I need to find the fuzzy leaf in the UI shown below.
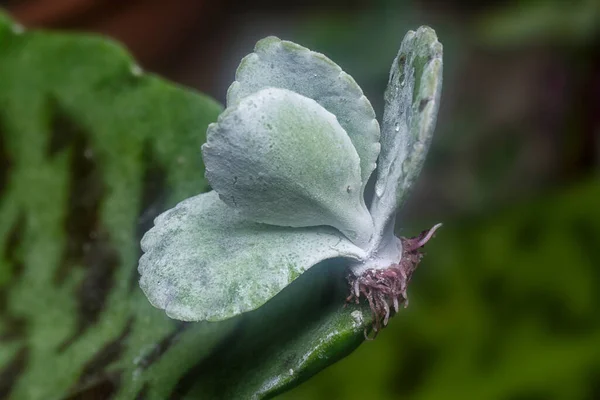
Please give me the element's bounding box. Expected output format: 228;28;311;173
203;87;374;246
370;26;443;239
227;36;381;189
139;191;366;321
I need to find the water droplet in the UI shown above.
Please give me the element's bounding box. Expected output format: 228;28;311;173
400;79;405;87
394;123;400;132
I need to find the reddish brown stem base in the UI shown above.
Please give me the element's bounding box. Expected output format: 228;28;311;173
346;223;441;339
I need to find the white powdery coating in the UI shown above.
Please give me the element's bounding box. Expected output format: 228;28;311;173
203;87;374;247
369;26;443;245
226;36;380;191
351;232;402;276
138;191;367;322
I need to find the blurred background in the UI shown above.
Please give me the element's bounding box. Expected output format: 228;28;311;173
3;0;600;398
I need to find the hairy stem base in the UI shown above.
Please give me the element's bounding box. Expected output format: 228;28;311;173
346;223;442;339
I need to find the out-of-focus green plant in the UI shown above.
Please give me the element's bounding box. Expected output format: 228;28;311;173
0;10;445;399
476;0;600;46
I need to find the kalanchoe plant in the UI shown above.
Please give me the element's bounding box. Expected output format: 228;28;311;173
139;27;443;335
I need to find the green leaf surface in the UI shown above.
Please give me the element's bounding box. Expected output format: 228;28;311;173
226;36;381;190
203;87;373;246
370;26;443;241
139;191;366;321
0;11;374;399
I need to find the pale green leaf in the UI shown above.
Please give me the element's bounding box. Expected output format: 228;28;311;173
203;87;374;246
370;26;443;241
227;36;380;189
139;191;366;321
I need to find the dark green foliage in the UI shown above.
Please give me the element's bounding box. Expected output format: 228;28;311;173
0;11;376;399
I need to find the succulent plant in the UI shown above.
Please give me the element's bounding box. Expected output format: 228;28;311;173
139;27;443;333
